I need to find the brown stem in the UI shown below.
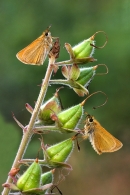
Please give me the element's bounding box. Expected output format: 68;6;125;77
2;56;55;195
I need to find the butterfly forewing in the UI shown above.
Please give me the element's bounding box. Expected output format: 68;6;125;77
92;123;117;154
21;41;47;65
109;137;123;152
16;28;53;65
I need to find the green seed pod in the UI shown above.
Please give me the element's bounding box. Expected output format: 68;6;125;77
76;65;97;86
37;89;62;125
72;35;95;59
46;138;74;163
72;65;97;96
50;65;97;97
41;170;54;185
17;158;41;192
40;170;54;194
56;103;83;131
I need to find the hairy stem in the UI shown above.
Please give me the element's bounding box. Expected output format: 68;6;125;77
2;56;55;195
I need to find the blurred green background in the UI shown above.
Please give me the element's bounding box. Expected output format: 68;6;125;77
0;0;130;194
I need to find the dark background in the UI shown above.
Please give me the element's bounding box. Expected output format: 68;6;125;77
0;0;130;195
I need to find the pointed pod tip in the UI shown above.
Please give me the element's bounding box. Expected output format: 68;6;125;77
80;98;87;106
90;35;95;40
51;169;55;174
71;136;76;141
35;158;39;163
93;65;98;70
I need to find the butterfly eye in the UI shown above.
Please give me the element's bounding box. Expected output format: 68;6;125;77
45;32;48;36
88;117;93;123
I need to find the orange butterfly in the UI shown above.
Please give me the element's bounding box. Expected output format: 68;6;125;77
82;114;123;154
16;26;53;65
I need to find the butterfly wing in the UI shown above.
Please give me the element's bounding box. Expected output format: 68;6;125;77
16;35;51;65
109;137;123;152
89;120;123;154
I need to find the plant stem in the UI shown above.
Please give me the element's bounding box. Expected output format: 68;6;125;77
2;56;55;195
